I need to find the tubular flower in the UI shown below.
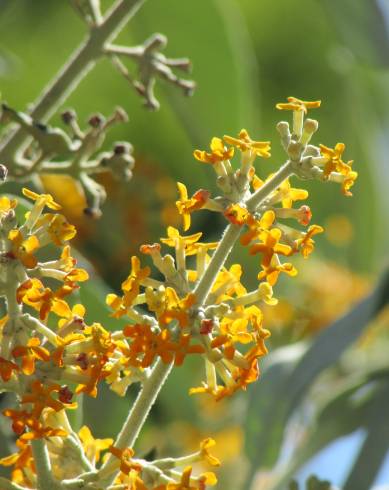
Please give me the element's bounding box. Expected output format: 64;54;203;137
158;287;196;328
240;210;275;246
21;380;71;418
8;229;40;268
193;137;234;164
0;356;19;382
176;182;210;231
294;224;324;258
12;337;50;375
224;203;249;226
258;259;298;286
108;446;142;476
319;142;352;179
16;278;74;320
22;188;62;210
0;98;358;490
249;228;292;267
223;129;271;158
276;96;321;114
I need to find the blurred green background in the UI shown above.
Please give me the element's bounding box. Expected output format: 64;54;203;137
0;1;389;489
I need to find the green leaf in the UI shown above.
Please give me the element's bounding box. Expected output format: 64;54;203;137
244;343;308;470
271;368;389;490
243;270;389;487
286;269;389;414
343;381;389;490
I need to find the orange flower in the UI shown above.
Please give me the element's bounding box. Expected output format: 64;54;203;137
258;260;298;286
158;288;196;328
176;182;210;231
12;337;50;375
249;228;292;267
107;256;150;317
21;380;66;418
16;278;72;320
224;204;249;226
3;409;35;435
240;210;275;246
122;324;175;367
193;137;234;164
108;446;142;475
0;356;19;381
172;334;205;366
294;224;324;258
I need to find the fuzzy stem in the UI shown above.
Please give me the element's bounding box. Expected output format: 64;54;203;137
97;159;294;487
193;224;241;305
31;439;61;490
0;0;146;161
99;359;173;485
245;160;293;212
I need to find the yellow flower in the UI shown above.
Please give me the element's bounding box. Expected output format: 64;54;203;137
22;188;61;210
294;224;324;258
249;228;292;267
78;425;113;464
0;196;17;214
223;129;271;158
193;137;234;164
341;170;358;197
272;178;309;208
46;214;77;245
258;260;298;286
199;438;221;467
276;96;321;113
319;143;353;179
176;182;210;231
8;229;40;268
161;226;203;250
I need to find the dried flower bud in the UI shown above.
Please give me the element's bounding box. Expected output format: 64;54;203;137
88;113;105;128
61;109;77;125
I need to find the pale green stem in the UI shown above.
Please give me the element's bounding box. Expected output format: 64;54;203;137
31;439;61;490
99;359;173;485
193;224;241;305
245;160;293;212
95;159;294;487
0;0;146;161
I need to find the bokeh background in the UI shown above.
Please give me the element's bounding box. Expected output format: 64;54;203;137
0;0;389;489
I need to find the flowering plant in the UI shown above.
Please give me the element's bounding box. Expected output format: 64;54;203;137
0;2;367;490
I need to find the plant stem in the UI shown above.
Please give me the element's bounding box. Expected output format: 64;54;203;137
31;439;60;490
0;0;146;161
194;160;293;307
99;359;173;485
193;224;241;305
98;160;294;486
245;160;292;212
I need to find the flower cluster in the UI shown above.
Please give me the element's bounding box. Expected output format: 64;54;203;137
0;98;356;489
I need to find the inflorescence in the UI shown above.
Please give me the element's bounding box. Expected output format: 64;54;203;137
0;97;357;489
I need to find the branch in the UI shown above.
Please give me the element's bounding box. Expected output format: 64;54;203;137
0;0;146;161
